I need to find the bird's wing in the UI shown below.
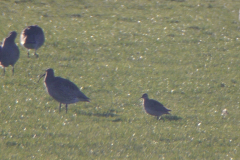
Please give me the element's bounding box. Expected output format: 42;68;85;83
149;99;170;112
46;77;80;102
54;77;80;92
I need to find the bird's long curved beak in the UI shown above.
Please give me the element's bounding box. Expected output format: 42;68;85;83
37;73;45;83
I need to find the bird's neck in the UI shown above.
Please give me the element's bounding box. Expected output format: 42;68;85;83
143;98;149;104
45;75;55;83
3;38;14;46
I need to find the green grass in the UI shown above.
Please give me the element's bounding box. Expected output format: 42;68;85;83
1;0;240;159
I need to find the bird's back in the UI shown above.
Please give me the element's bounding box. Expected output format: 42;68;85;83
21;25;45;50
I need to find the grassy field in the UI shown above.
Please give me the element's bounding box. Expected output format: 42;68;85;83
1;0;240;159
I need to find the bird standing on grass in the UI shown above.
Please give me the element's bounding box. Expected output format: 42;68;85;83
141;93;171;120
39;68;90;113
0;31;20;75
20;25;45;58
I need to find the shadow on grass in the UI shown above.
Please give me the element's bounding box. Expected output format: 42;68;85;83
75;109;119;118
6;141;18;147
161;115;182;121
112;115;183;123
111;118;122;122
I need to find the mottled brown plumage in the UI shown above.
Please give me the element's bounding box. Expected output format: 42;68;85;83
20;25;45;57
40;68;90;113
0;31;20;75
141;93;171;120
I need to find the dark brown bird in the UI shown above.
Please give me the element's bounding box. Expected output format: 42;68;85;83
141;93;171;120
39;68;90;113
0;31;20;75
20;25;45;58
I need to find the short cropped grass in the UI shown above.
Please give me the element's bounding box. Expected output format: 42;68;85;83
1;0;240;159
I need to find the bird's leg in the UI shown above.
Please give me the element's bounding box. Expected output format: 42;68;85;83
12;66;14;75
65;104;68;113
3;67;5;76
35;49;39;58
59;103;62;112
28;50;30;58
157;116;161;120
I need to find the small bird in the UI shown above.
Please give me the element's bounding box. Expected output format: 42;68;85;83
0;31;20;75
39;68;90;113
20;25;45;58
141;93;171;120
